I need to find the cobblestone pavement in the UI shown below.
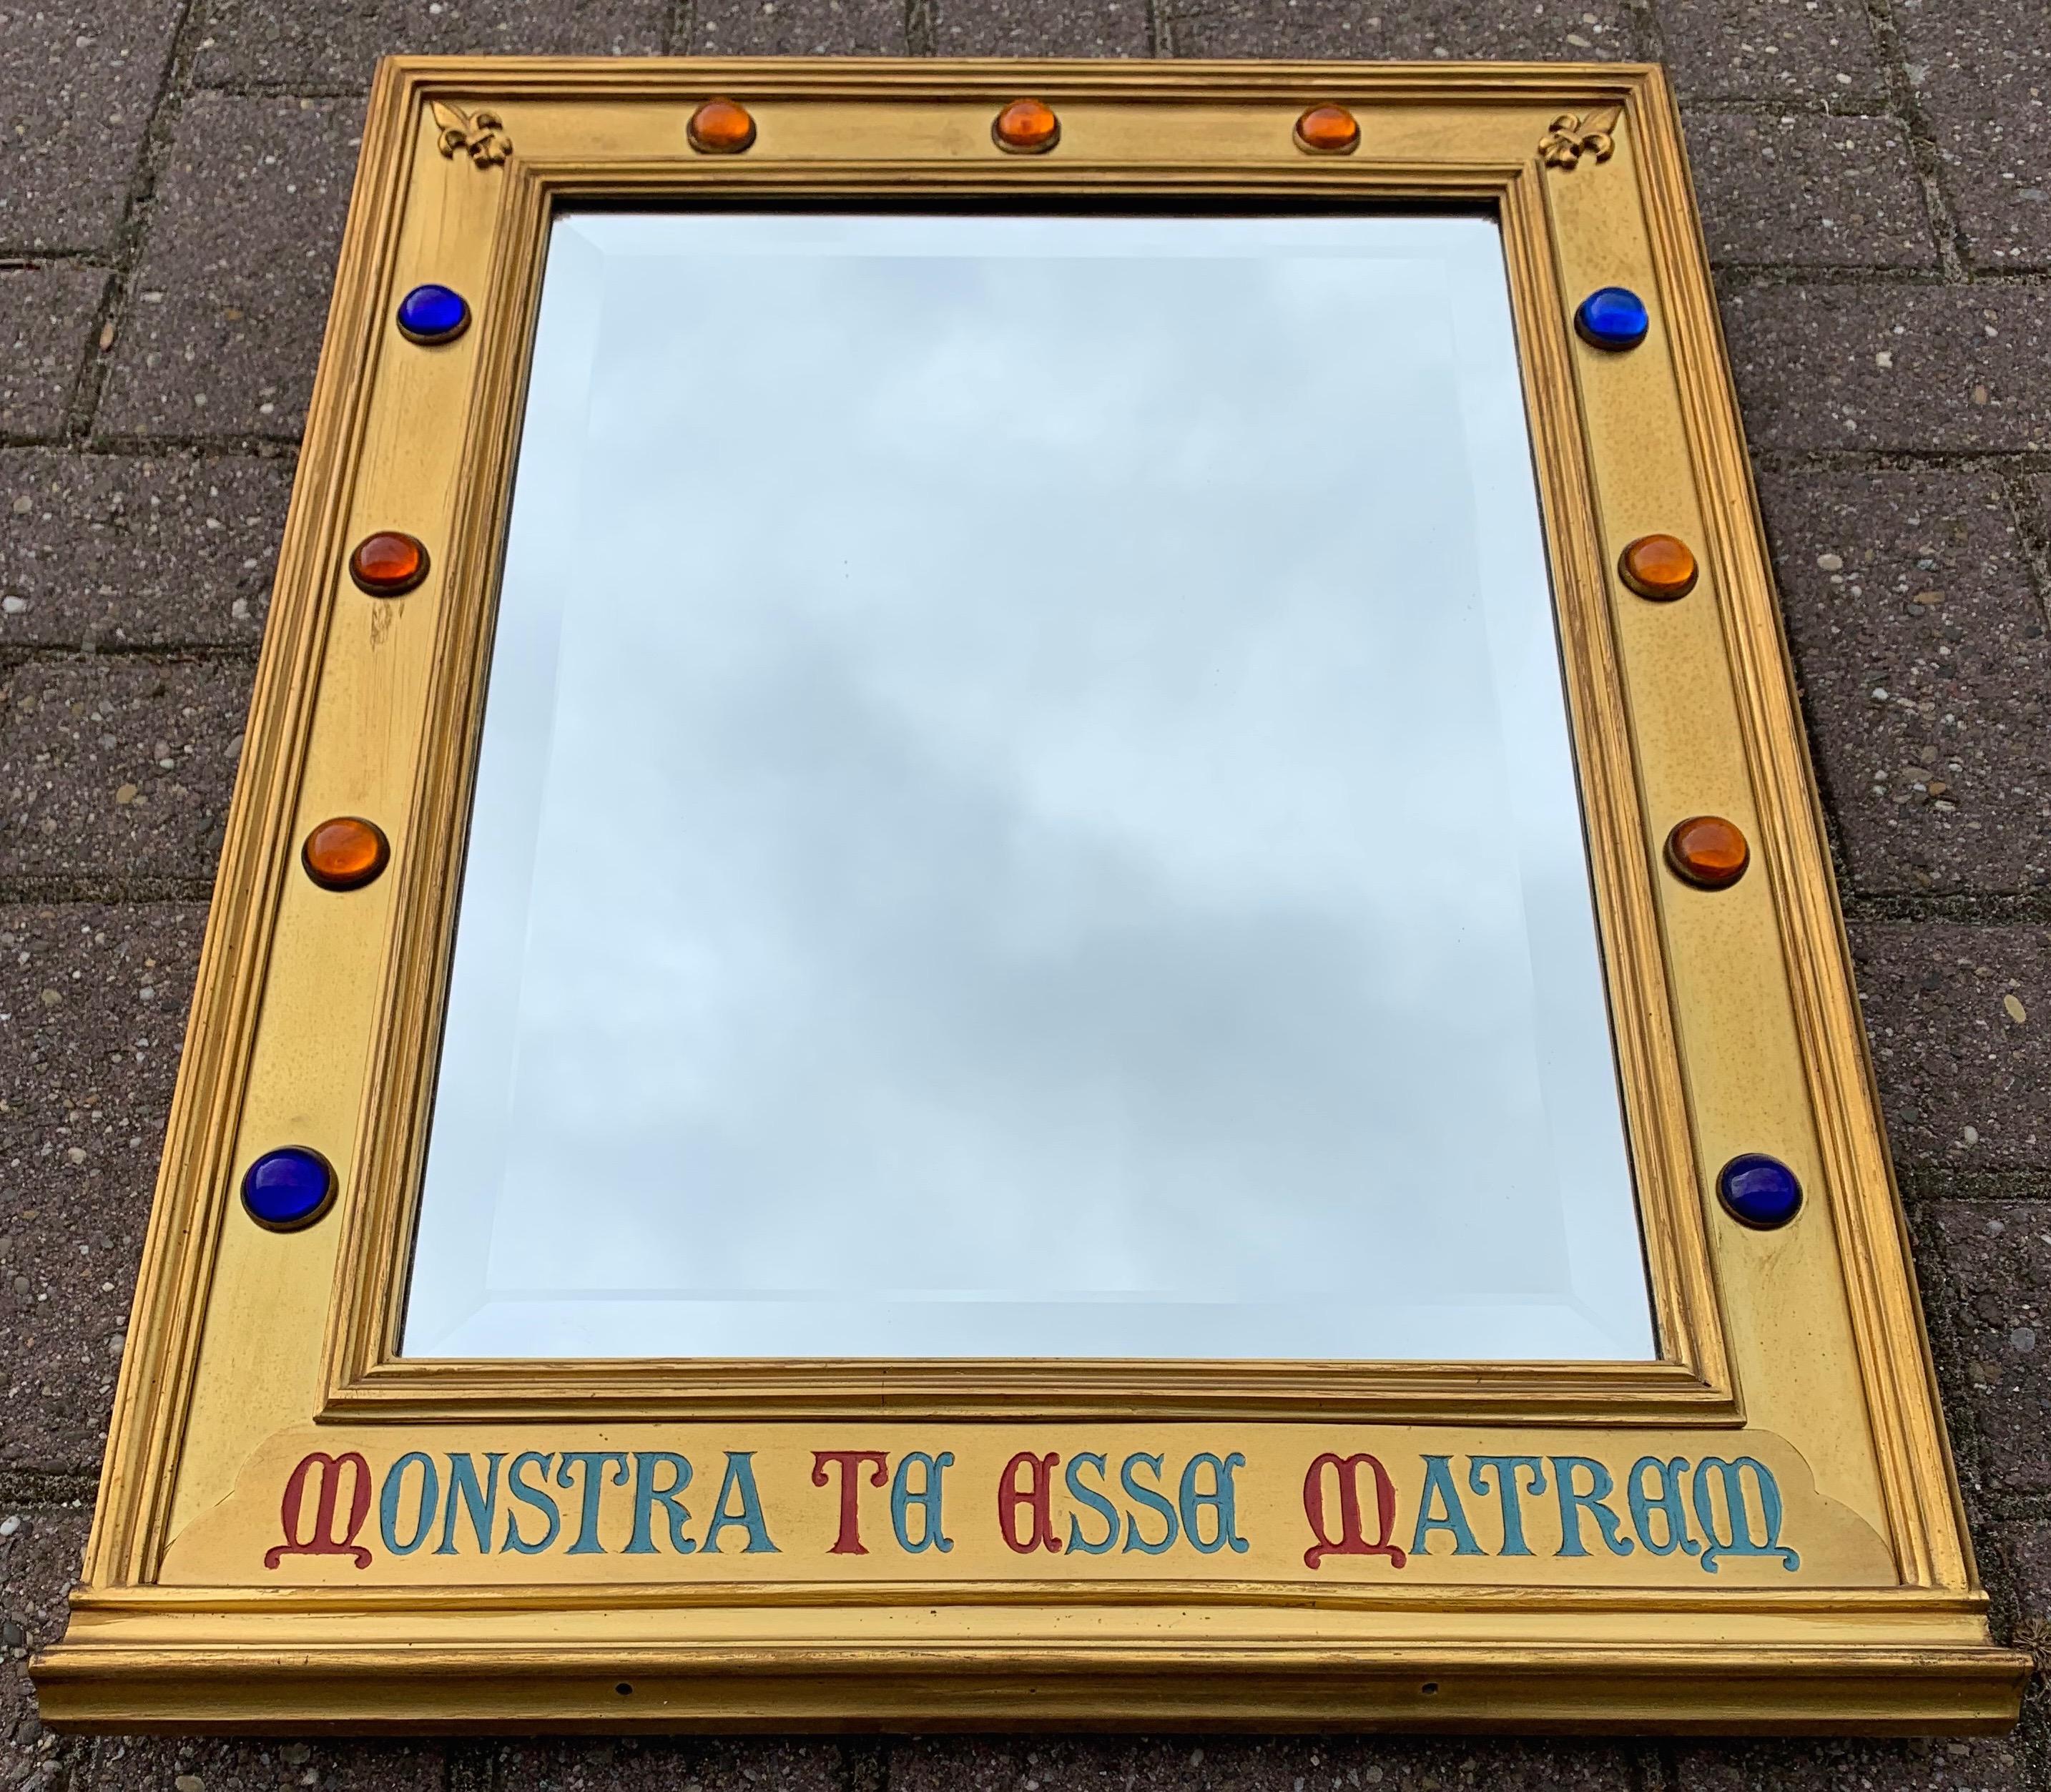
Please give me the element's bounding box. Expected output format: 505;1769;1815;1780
4;1;2051;1788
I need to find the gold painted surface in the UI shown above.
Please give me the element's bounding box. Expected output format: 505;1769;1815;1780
156;1422;1889;1590
32;57;2026;1732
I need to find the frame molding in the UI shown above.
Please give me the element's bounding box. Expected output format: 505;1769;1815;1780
323;149;1726;1425
32;56;2027;1733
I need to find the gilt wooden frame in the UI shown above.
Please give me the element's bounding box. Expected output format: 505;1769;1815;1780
31;56;2029;1733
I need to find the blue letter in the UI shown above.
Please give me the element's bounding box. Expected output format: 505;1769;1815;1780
1410;1455;1483;1557
890;1451;953;1554
702;1452;779;1555
1691;1457;1799;1573
1550;1456;1634;1557
555;1451;629;1555
1178;1452;1249;1555
436;1451;503;1555
625;1452;696;1556
379;1451;439;1557
1626;1457;1698;1557
1064;1454;1118;1556
1120;1453;1178;1555
1466;1455;1547;1556
501;1451;559;1554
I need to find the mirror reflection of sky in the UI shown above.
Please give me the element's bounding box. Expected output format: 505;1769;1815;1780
401;211;1653;1362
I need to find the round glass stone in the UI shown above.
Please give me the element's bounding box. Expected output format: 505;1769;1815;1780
993;98;1059;154
1294;104;1360;154
1718;1153;1802;1229
242;1146;336;1231
303;815;389;891
1575;286;1650;351
395;283;470;345
687;99;756;154
1619;533;1699;601
1666;814;1750;890
348;530;429;597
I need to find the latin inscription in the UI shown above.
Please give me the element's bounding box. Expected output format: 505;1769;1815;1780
265;1444;1799;1576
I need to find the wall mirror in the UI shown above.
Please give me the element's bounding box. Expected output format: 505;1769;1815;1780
34;59;2027;1736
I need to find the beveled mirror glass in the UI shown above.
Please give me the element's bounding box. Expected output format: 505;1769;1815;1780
401;207;1653;1362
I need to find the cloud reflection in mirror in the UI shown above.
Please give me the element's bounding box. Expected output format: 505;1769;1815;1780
401;211;1653;1363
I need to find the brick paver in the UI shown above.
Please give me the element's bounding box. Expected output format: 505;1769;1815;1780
0;659;255;883
0;1506;92;1792
1684;113;1937;269
1925;1201;2051;1497
1760;468;2051;895
192;0;668;92
890;1737;1641;1789
1852;922;2051;1172
0;0;181;255
0;904;205;1473
0;448;288;649
1673;1733;2037;1792
940;0;1149;57
1724;283;2051;453
1655;0;1887;101
1159;0;1647;61
1895;0;2051;272
0;267;108;441
699;1;902;52
4;1;2050;1786
96;97;361;443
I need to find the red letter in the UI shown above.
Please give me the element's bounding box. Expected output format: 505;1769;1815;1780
998;1451;1063;1554
811;1450;890;1555
1302;1452;1407;1570
266;1451;373;1569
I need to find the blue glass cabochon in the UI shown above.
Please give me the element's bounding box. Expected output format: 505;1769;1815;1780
1575;286;1649;351
396;283;471;344
242;1146;335;1229
1717;1153;1802;1229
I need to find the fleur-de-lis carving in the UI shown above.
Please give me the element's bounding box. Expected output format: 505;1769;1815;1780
1539;104;1623;171
431;99;511;168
